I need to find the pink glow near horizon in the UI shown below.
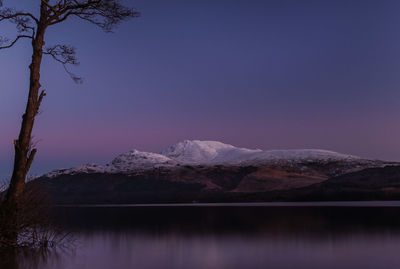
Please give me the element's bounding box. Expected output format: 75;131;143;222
2;0;400;175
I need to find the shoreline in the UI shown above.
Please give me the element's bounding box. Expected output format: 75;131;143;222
54;201;400;207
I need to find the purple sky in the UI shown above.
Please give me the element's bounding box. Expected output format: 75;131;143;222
2;0;400;176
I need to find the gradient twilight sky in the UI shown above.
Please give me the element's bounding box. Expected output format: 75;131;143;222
2;0;400;176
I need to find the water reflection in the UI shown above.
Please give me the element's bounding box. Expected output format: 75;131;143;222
0;248;67;269
2;205;400;269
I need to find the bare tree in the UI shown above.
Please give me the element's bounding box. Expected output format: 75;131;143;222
0;0;139;244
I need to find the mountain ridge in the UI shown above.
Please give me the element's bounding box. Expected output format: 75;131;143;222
30;140;400;204
44;140;370;178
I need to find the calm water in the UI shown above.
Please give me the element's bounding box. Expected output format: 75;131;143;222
3;202;400;269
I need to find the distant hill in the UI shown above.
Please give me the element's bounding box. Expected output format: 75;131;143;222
43;140;387;178
287;165;400;201
26;140;400;204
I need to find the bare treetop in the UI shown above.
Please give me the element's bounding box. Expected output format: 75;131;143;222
45;0;140;31
0;0;139;81
0;0;139;46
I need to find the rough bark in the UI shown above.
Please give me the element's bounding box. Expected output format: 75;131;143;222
5;3;47;205
3;3;48;246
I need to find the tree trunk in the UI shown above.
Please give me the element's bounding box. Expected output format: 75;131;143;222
5;31;45;204
3;4;47;244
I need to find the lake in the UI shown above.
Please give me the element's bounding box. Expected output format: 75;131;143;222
2;202;400;269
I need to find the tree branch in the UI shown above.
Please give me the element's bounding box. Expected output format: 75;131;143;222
43;44;83;83
36;90;46;115
0;7;38;37
25;148;37;174
0;35;32;50
0;11;39;24
47;0;139;32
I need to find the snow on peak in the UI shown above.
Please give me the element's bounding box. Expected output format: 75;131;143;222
161;140;262;164
43;149;176;178
248;149;359;164
161;140;359;164
43;140;362;178
44;163;107;178
110;149;175;171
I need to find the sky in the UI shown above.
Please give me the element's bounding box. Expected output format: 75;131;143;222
2;0;400;176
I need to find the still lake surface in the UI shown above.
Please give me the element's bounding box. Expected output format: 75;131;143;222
3;202;400;269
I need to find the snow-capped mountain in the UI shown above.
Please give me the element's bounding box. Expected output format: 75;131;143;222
161;140;263;164
43;140;386;178
36;140;400;204
162;140;359;164
109;150;177;171
45;150;177;178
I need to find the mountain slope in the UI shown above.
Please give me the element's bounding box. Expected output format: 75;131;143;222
43;140;378;178
283;165;400;201
33;140;400;204
161;140;262;164
162;140;360;164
